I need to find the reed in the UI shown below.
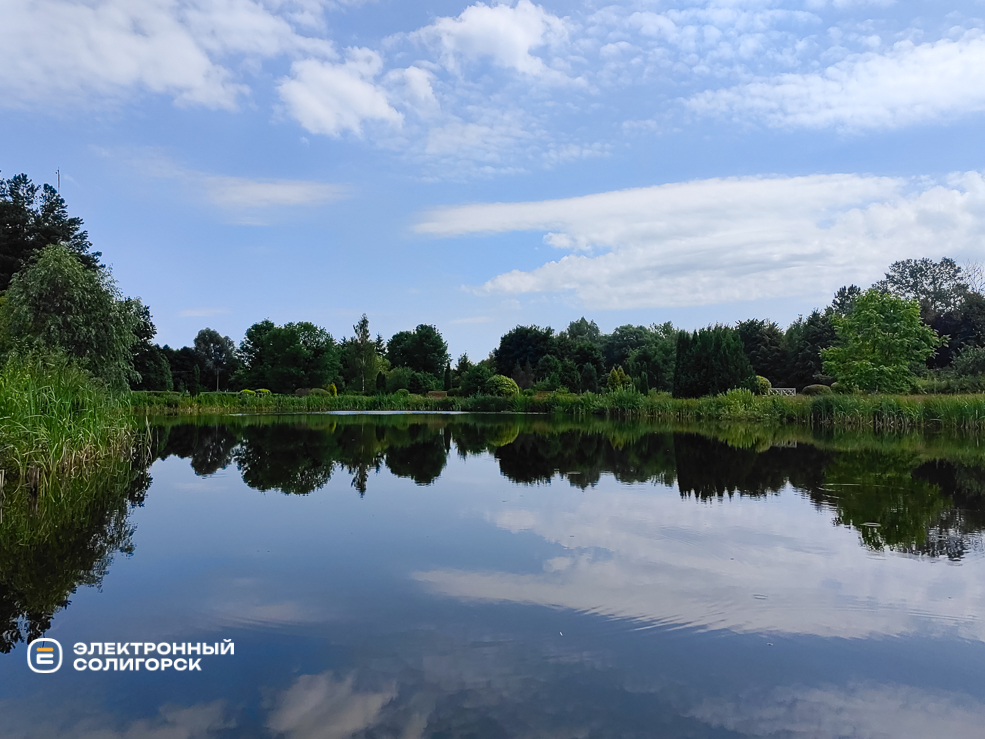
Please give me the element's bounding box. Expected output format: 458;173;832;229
0;354;138;496
130;388;985;430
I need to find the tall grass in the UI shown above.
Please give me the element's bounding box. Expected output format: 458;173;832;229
0;354;138;496
131;387;985;431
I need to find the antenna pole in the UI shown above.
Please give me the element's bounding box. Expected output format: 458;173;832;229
56;169;60;193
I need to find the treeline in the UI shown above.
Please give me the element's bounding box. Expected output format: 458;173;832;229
155;262;985;398
2;172;984;402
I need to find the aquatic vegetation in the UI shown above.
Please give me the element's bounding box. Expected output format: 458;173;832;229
0;354;137;493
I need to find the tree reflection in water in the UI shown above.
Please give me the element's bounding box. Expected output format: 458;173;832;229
0;450;152;653
157;415;985;560
4;414;985;657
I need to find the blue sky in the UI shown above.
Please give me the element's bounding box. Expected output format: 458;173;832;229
3;0;985;358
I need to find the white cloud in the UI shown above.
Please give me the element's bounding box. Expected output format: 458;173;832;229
0;0;335;110
407;0;572;80
414;171;985;309
688;33;985;130
266;672;396;739
415;484;985;640
132;151;346;217
278;48;403;136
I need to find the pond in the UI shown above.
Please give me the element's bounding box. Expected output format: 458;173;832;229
2;413;985;737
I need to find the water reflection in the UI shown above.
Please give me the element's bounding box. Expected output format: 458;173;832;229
155;415;985;560
0;452;152;653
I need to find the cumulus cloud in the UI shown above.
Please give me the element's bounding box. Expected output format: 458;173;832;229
415;171;985;309
407;0;572;80
688;33;985;130
0;0;334;109
278;48;403;136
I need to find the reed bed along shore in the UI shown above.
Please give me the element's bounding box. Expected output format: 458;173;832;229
0;355;139;497
132;388;985;431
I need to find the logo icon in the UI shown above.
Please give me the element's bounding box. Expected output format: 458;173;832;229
27;638;62;673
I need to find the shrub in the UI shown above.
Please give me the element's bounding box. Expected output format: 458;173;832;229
485;375;520;397
295;388;311;397
754;376;772;395
240;388;256;395
802;384;833;396
257;388;270;394
952;345;985;377
326;384;337;396
395;388;410;397
309;387;329;396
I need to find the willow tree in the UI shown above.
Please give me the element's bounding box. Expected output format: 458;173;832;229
1;243;139;390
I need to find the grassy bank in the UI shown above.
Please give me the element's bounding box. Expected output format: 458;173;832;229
0;355;138;495
131;387;985;431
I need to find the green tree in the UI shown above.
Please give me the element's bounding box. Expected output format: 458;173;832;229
607;365;630;390
1;244;138;390
561;317;602;346
580;363;599;393
129;303;172;391
602;325;650;369
387;324;449;377
236;320;339;393
0;173;101;291
460;362;493;396
346;314;380;393
486;374;520;397
783;310;837;388
493;325;555;376
821;289;943;393
194;328;238;391
736;319;788;385
831;285;862;315
673;325;755;398
875;257;969;318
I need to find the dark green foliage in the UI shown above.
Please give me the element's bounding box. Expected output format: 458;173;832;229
339;314;382;393
580;363;599;393
387;324;449;376
385;367;438;394
460;362;493;396
2;244;139;391
736;319;789;385
602;324;650;368
511;360;535;390
673;325;756;398
783;310;837;389
952;345;985;377
162;346;208;394
928;292;985;368
235;319;339;394
831;285;862;315
375;371;386;393
129;304;172;391
443;363;452;391
131;343;173;391
624;323;676;393
494;325;555;376
561;317;602;346
875;257;969;319
558;359;580;392
194;328;238;392
0;173;101;291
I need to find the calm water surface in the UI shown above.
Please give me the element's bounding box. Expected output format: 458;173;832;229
2;413;985;738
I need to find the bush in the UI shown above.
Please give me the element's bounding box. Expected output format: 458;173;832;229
257;388;270;394
952;345;985;377
240;388;256;395
309;388;329;396
485;375;520;397
395;388;410;397
326;384;337;396
802;384;833;396
754;376;771;395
